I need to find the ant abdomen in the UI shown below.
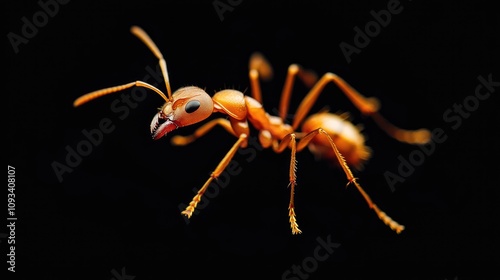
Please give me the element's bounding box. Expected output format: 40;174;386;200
302;112;371;170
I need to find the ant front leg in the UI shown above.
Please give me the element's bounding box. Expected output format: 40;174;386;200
170;118;235;146
181;134;248;218
296;128;405;234
180;90;252;218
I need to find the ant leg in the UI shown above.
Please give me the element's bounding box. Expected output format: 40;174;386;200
296;128;405;234
249;52;273;103
291;73;430;145
171;118;235;146
248;53;317;120
278;64;318;121
272;133;302;234
369;113;430;145
181;134;248;218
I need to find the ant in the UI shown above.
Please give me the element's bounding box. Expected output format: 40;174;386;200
74;26;431;235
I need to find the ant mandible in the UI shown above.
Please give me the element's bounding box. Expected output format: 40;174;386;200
74;26;431;235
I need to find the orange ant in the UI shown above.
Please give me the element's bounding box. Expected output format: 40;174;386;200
74;26;431;235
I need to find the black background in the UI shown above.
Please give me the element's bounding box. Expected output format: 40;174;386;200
5;0;499;279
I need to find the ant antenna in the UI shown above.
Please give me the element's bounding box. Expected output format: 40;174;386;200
130;26;173;101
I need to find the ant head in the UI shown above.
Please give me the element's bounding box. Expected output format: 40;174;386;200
150;86;213;140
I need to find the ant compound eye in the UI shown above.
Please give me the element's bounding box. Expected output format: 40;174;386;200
185;100;201;114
